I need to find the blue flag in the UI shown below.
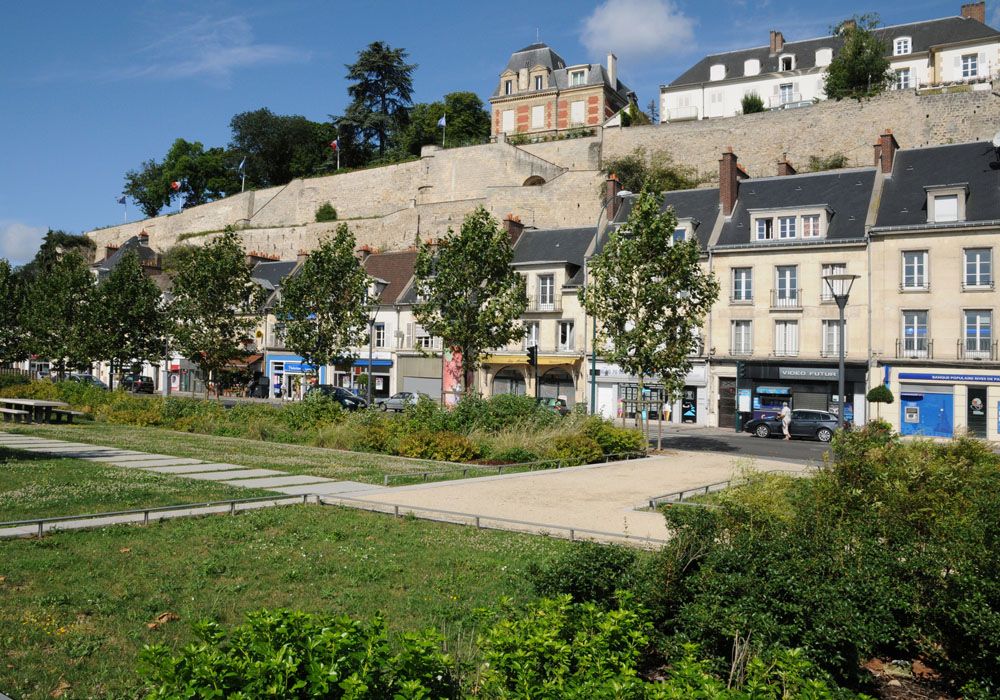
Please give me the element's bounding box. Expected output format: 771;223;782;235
238;157;246;172
437;115;446;127
116;195;126;204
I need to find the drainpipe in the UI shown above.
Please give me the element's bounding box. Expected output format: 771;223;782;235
866;228;873;420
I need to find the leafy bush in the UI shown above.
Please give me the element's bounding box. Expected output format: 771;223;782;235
741;92;765;114
314;201;338;222
865;384;893;405
547;434;603;466
140;608;458;698
807;153;850;171
397;430;480;462
581;417;645;455
529;542;638;608
487;446;540;464
0;373;29;392
277;393;343;430
0;380;59;400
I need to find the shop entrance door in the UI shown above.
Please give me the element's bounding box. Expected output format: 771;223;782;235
718;379;736;428
967;385;987;438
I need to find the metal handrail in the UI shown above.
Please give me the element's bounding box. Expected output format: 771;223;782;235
647;468;811;508
895;338;933;359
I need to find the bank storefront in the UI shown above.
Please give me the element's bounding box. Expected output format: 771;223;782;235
592;361;708;425
885;367;1000;439
735;362;868;426
265;353;328;400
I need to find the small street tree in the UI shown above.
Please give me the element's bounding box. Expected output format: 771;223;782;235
866;384;894;420
413;207;527;393
93;251;168;389
0;259;27;364
581;189;719;421
168;230;261;397
824;14;892;100
21;252;98;377
275;224;372;375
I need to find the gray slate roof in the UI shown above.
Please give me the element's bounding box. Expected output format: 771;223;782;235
92;235;159;273
874;141;1000;228
493;43;632;99
612;188;721;250
250;260;298;291
513;226;597;287
504;43;567;73
717;168;877;247
668;16;1000;88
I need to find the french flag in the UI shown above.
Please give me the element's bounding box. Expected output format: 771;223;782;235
329;139;339;151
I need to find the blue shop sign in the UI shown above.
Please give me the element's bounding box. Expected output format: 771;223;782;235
899;372;1000;383
756;386;790;395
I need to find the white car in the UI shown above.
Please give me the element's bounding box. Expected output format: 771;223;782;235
377;392;427;412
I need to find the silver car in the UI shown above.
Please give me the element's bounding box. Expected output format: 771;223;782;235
377;392;427;412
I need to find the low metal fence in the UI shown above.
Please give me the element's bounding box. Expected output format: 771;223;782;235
647;468;813;509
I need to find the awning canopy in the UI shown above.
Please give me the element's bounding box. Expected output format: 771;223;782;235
222;353;263;369
485;354;577;366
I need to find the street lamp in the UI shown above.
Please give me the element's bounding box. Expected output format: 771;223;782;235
588;188;633;415
366;278;389;406
822;272;860;430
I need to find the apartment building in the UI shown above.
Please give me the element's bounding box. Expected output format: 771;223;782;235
661;2;1000;122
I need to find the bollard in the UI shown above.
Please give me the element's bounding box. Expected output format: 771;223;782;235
143;510;149;525
569;529;575;541
383;475;389;486
230;501;236;515
475;516;481;529
37;521;43;538
394;505;399;517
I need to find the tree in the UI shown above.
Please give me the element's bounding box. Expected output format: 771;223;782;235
600;147;702;199
17;229;95;282
275;224;371;374
398;92;490;155
0;259;27;364
124;159;171;219
340;42;416;157
866;384;894;420
621;101;652;127
646;98;659;124
168;230;261;397
824;14;892;100
229;109;337;187
413;207;527;392
162;138;239;208
92;251;168;389
741;92;765;114
21;252;97;377
581;189;720;420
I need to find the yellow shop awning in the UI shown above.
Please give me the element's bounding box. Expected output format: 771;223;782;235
485;354;579;366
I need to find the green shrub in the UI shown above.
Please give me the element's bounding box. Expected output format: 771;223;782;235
140;608;458;698
581;417;645;455
865;384;893;405
741;92;765;114
487;446;540;464
0;373;30;392
0;380;59;400
547;434;603;466
275;393;343;430
314;201;338;222
529;542;638;607
397;430;480;462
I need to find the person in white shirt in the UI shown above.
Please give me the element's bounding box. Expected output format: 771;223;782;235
779;402;791;440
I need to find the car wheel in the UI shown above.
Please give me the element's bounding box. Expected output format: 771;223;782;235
378;402;386;411
754;424;771;438
817;427;833;443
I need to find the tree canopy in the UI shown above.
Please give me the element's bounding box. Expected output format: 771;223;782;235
338;41;416;158
0;259;27;363
600;148;703;199
824;14;893;100
229;109;338;187
397;92;490;155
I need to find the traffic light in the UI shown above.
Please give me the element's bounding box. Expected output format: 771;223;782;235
736;361;747;380
526;345;538;366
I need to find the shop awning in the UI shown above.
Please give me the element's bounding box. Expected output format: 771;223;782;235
222;353;263;369
485;354;577;366
352;359;393;368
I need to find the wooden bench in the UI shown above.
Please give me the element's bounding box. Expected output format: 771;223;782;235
50;409;86;424
0;408;30;424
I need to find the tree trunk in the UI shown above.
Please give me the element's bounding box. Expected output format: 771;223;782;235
108;359;115;391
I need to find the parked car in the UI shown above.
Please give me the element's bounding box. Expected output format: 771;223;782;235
536;397;571;417
377;391;428;412
743;409;842;442
305;384;368;411
121;374;154;394
66;374;108;390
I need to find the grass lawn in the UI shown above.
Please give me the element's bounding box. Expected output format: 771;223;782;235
2;423;449;484
0;504;569;700
0;448;272;522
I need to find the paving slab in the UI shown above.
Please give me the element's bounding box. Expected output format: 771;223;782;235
272;480;380;496
223;474;334;489
96;457;206;468
183;468;285;481
96;455;197;464
143;463;251;474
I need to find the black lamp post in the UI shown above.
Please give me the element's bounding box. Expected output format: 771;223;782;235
367;278;389;406
822;272;860;430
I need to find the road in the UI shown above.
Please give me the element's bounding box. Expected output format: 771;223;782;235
648;425;831;464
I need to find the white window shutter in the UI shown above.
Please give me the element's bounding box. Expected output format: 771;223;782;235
405;322;414;349
772;84;779;94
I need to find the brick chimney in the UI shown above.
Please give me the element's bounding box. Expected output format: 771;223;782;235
138;229;149;245
502;214;525;246
874;129;900;174
769;30;784;54
962;1;986;22
356;244;373;262
776;154;797;177
719;148;748;216
605;174;624;221
296;249;310;264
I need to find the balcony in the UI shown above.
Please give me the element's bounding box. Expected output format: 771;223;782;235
768;92;803;108
730;343;753;356
770;289;802;310
665;105;699;122
957;339;998;361
895;338;933;359
525;296;562;313
899;281;930;293
962;280;995;291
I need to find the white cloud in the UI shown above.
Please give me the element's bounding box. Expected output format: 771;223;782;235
580;0;696;61
0;221;46;267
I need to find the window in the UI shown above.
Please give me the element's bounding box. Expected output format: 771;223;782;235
775;265;798;305
710;64;726;80
732;320;752;354
732;268;753;302
779;83;793;103
570;100;585;124
537;275;554;310
672;228;687;244
524;322;539;350
933;194;959;222
504;80;513;95
894;37;911;55
802;214;821;237
558;321;575;351
895;68;911;90
962;53;978;79
531;104;545;129
415;326;434;350
774;320;799;356
501;109;515;133
778;216;796;239
756;217;774;240
822;319;845;356
965;248;992;289
744;58;761;76
902;251;928;290
569;69;586;86
780;55;794;71
902;311;929;355
820;263;847;301
534;75;544;90
374;323;385;348
965;310;992;357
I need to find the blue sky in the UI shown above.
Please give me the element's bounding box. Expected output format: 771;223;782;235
0;0;985;265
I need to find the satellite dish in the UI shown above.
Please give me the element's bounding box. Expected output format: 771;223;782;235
992;131;1000;149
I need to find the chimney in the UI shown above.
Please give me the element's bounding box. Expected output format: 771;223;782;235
605;174;624;221
296;249;310;264
607;52;618;88
356;244;373;262
104;244;119;260
962;1;986;22
138;229;149;245
877;129;899;174
719;148;748;216
769;30;784;54
776;154;797;177
502;214;525;246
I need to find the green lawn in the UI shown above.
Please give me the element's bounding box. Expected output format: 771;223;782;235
0;505;568;700
0;448;271;522
2;423;449;483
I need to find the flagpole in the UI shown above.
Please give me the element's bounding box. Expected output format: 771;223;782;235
241;172;246;193
124;200;127;224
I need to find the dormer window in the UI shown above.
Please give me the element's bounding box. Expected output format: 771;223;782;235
744;59;760;76
925;185;968;223
756;218;774;240
569;69;586;87
710;64;726;81
815;48;833;67
752;209;828;241
535;75;544;90
894;37;911;56
779;55;794;71
504;79;513;95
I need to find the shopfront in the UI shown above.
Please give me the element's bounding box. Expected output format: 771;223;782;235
350;358;392;400
891;370;1000;439
740;362;867;425
592;361;709;424
265;353;327;400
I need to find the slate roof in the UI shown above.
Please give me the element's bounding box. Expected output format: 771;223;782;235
611;188;721;250
717;168;876;247
92;235;159;274
493;43;632;99
512;226;596;287
250;260;298;291
667;16;1000;88
363;249;418;305
874;141;1000;229
504;43;567;73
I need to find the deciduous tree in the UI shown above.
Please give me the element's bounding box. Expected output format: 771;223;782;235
413;207;527;392
581;189;719;417
229;108;337;187
162;138;239;208
824;14;892;100
0;259;27;364
124;159;171;219
600;148;702;200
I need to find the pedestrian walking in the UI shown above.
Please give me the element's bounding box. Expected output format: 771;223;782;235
779;402;791;440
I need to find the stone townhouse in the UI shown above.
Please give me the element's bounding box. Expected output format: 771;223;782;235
661;1;1000;122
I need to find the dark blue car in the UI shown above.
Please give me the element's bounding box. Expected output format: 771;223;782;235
743;409;842;442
